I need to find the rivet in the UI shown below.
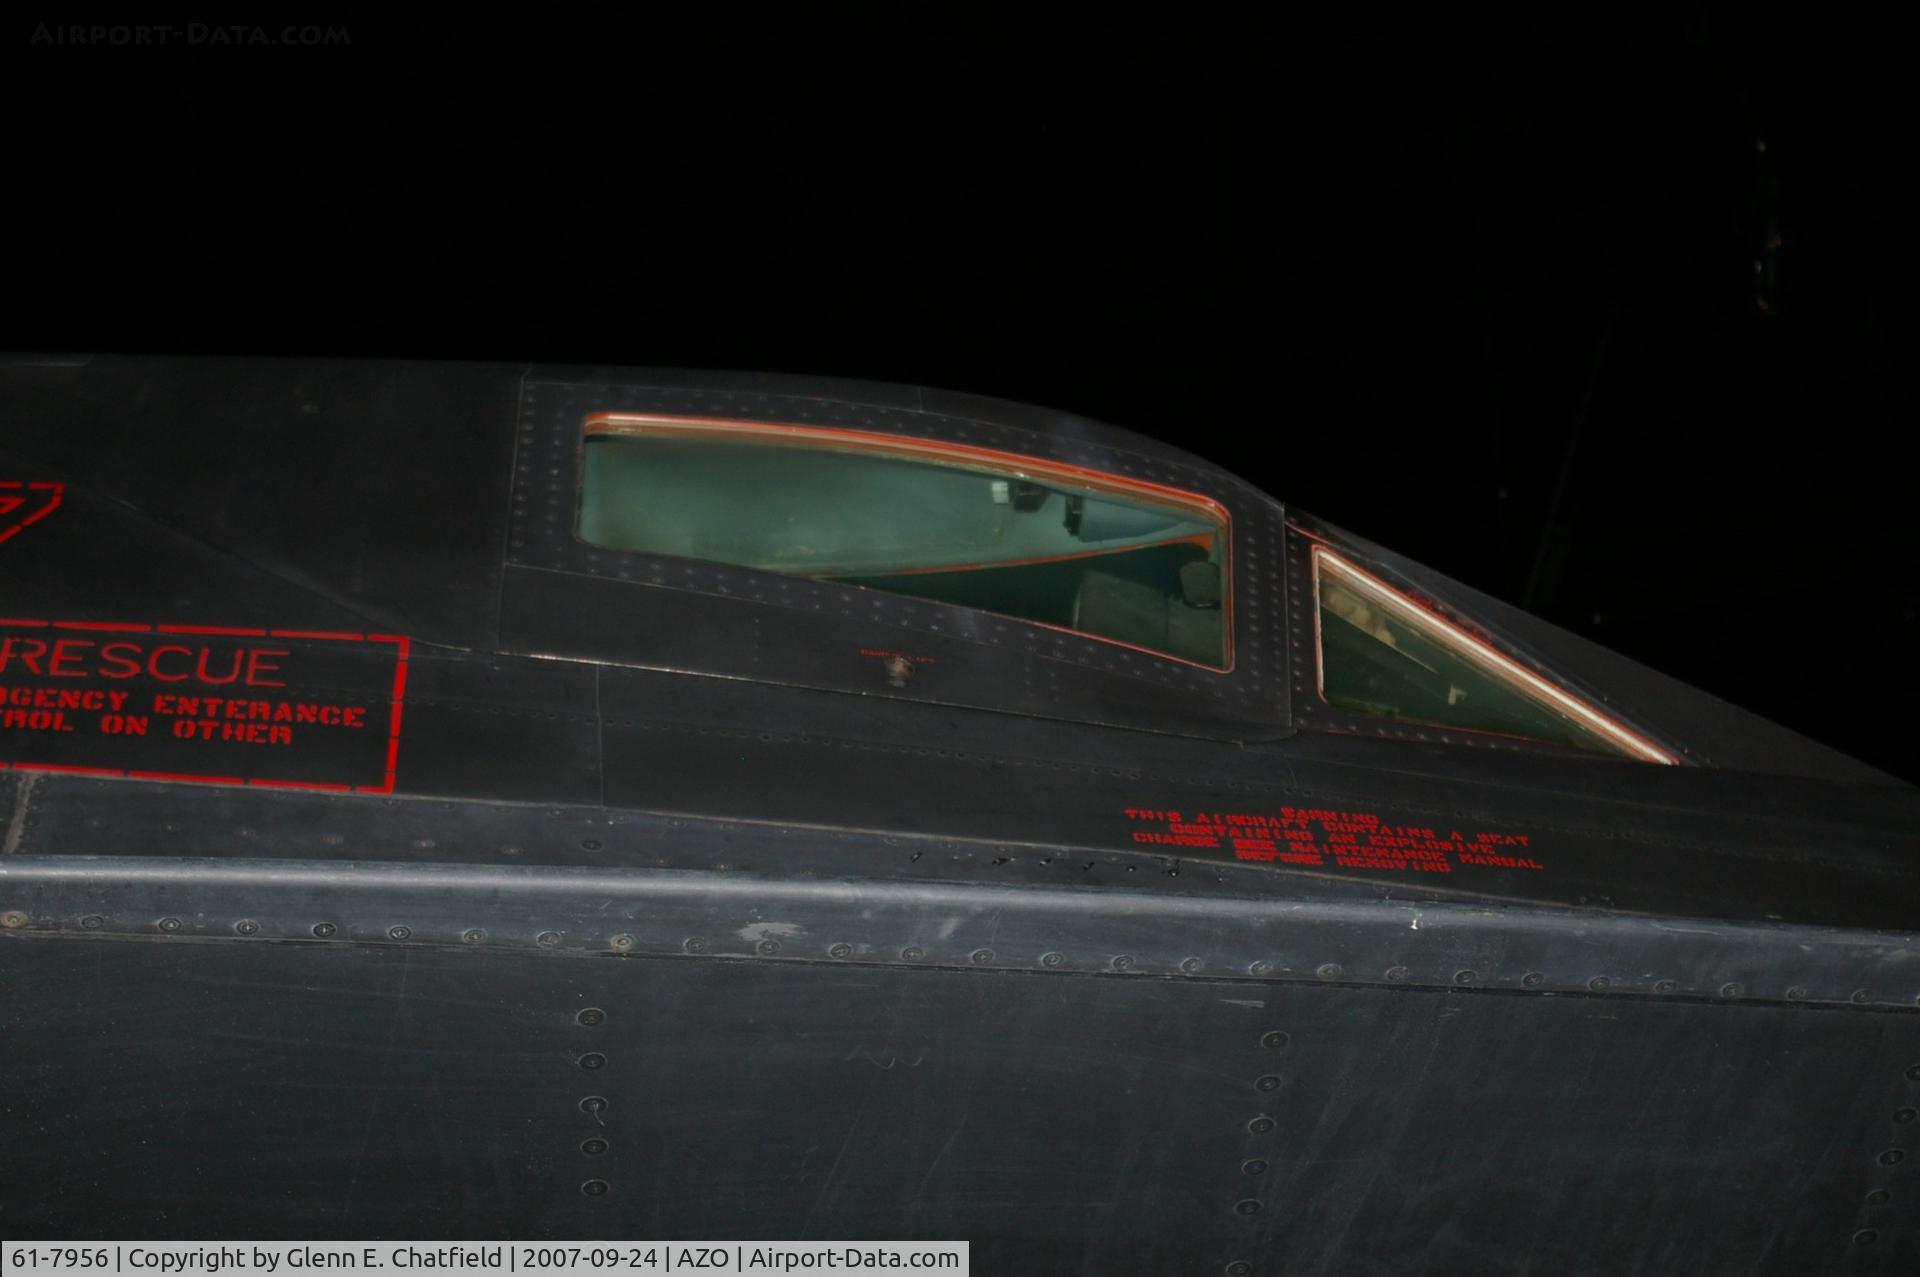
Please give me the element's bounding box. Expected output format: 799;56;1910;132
1242;1158;1269;1175
1180;957;1203;974
1853;1229;1878;1246
1453;969;1477;986
1040;951;1064;968
683;937;706;954
1260;1031;1289;1050
312;922;337;939
81;915;105;930
578;1096;608;1116
577;1008;606;1027
581;840;602;851
1226;1264;1252;1277
828;943;852;959
1786;986;1808;1001
1521;972;1544;988
971;948;995;965
1248;960;1273;976
611;934;634;950
387;925;412;941
1234;1199;1262;1217
1248;1117;1275;1134
157;917;182;933
1587;976;1610;992
1316;963;1341;979
1851;989;1871;1004
1879;1149;1905;1165
1720;983;1743;1000
581;1179;609;1197
1907;1064;1920;1081
901;946;924;960
1111;954;1135;971
578;1052;606;1071
537;931;562;948
1865;1189;1891;1206
1;911;28;929
757;939;780;956
462;928;486;944
1385;966;1409;983
580;1137;609;1156
1255;1075;1282;1093
1653;979;1677;994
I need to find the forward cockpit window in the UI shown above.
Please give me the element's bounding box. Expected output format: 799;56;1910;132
578;415;1231;669
1314;547;1675;762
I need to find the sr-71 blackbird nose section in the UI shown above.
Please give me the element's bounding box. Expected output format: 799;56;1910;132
1;355;1915;1272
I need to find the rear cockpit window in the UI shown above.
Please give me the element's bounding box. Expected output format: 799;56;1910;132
1314;546;1675;762
578;415;1231;669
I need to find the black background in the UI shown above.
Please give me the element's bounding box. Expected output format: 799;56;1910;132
4;8;1912;780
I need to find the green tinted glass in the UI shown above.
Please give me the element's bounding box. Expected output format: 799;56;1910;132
1315;548;1671;761
579;419;1230;668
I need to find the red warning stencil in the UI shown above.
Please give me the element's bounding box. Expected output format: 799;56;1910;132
0;620;409;793
0;482;63;545
1122;806;1546;874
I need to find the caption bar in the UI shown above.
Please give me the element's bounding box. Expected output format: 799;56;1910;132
2;1246;967;1277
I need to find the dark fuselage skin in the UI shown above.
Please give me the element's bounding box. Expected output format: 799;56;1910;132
2;356;1916;1274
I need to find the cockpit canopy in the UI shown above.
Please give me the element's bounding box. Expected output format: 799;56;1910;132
572;410;1673;762
579;415;1231;670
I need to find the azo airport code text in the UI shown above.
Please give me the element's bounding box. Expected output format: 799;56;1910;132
2;1245;968;1276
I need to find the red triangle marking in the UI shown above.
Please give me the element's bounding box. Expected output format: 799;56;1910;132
0;483;62;545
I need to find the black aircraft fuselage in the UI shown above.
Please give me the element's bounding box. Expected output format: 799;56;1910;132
1;355;1916;1274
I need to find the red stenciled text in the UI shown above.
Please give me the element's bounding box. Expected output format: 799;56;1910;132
0;637;289;686
1122;806;1544;874
0;620;408;794
1;685;370;745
